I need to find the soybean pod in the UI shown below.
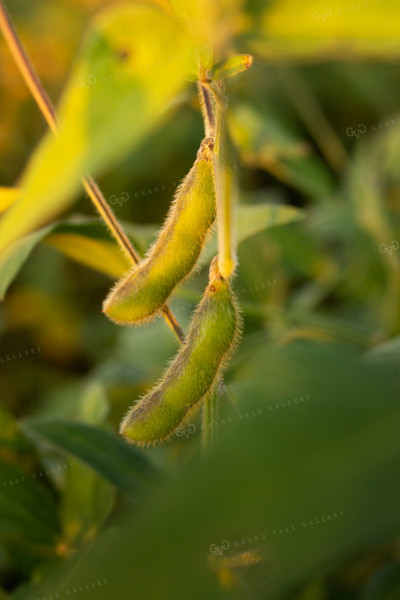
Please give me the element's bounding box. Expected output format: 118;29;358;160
120;258;241;446
103;137;216;324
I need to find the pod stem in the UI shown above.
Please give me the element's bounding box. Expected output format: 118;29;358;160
0;0;185;344
197;76;238;448
207;81;237;280
198;82;215;139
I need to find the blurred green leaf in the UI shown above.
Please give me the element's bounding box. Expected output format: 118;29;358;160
13;344;400;600
202;202;303;263
229;104;334;198
251;0;400;61
0;217;139;300
0;406;34;468
21;418;160;499
60;383;115;547
0;224;54;301
360;562;400;600
0;460;59;546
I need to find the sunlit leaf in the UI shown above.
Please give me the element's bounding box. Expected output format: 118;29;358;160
0;217;144;300
252;0;400;61
46;232;130;279
0;3;200;257
211;54;253;80
0;187;19;214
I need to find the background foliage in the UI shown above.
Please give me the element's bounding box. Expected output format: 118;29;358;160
0;0;400;599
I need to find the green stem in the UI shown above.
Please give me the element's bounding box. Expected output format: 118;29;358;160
210;82;237;279
198;82;215;138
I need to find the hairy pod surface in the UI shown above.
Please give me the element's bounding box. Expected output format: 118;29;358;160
103;137;216;324
120;259;241;446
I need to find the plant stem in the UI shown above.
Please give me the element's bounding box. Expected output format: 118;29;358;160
197;79;235;453
198;82;215;139
0;2;58;134
81;177;140;265
208;81;237;279
0;0;185;344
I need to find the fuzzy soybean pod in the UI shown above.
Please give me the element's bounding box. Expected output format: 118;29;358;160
120;259;241;446
103;137;216;325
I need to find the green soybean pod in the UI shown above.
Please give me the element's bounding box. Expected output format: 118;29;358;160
120;258;241;446
103;137;216;325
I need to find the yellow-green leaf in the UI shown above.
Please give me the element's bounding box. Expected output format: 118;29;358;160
46;233;130;279
210;54;253;80
254;0;400;61
0;187;19;213
0;3;199;258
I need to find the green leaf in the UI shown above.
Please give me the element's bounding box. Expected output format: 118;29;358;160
0;199;301;301
21;418;160;499
61;383;115;546
0;405;34;465
211;54;253;81
364;335;400;366
229;103;334;198
202;201;303;263
16;344;400;600
0;216;140;300
0;3;199;258
0;459;59;545
0;224;55;301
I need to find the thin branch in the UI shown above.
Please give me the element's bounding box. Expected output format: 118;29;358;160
0;0;185;343
0;2;57;134
82;177;141;265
